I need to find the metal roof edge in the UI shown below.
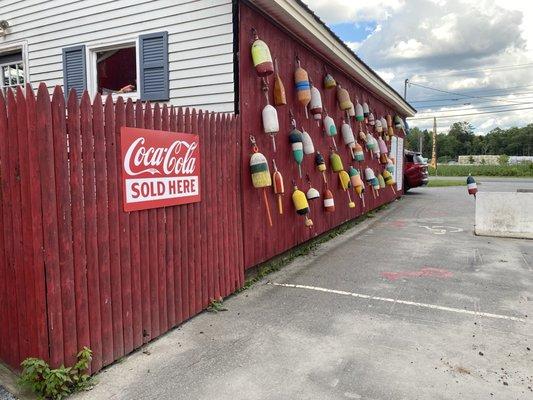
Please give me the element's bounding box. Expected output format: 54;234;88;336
247;0;417;117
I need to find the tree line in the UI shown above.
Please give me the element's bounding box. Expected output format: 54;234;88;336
406;122;533;163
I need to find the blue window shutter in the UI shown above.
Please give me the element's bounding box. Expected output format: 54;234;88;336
62;45;86;97
139;31;169;101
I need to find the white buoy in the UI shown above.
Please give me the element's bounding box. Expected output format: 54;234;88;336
301;127;315;155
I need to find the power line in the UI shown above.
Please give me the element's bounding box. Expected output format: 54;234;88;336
408;82;531;106
408;105;533;121
410;62;533;79
415;101;533;112
410;90;533;103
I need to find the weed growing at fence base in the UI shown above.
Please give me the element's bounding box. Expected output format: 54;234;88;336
19;347;92;400
429;163;533;177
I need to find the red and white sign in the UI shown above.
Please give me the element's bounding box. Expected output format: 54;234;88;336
121;127;201;211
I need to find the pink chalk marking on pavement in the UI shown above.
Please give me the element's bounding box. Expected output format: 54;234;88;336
381;267;453;282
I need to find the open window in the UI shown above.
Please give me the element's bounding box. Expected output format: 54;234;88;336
95;45;137;95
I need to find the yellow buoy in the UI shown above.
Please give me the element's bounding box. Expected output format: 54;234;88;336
330;151;344;173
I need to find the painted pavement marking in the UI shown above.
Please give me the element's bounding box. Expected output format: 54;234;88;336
270;282;526;323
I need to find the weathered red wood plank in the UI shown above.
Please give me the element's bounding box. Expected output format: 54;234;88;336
197;111;208;307
93;94;114;366
169;106;183;325
134;101;151;343
80;91;102;372
144;103;160;338
211;113;221;300
123;98;136;351
190;109;202;313
66;89;90;361
204;112;214;302
36;83;63;367
184;109;196;317
51;87;77;365
153;104;168;333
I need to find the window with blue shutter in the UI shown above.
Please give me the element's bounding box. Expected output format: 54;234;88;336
139;31;169;101
62;45;87;96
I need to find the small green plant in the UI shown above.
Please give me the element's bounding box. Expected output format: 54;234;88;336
207;299;228;313
498;154;509;165
19;347;92;400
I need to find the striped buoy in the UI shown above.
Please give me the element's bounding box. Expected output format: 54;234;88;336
261;79;279;152
349;166;365;207
355;101;364;122
383;169;396;194
301;127;315;155
292;182;313;227
251;29;274;77
330;151;344;173
381;117;388;139
309;81;323;122
250;136;273;227
368;111;375;126
341;119;356;159
386;158;395;174
289;127;304;178
362;101;370;118
315;151;327;182
366;133;377;159
354;142;365;162
295;57;311;118
306;175;320;203
323;112;338;150
323;185;335;212
339;170;356;208
378;136;388;164
364;167;378;199
467;174;478;197
272;159;284;214
273;58;287;106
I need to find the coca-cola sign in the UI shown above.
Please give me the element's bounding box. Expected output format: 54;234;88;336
121;127;201;211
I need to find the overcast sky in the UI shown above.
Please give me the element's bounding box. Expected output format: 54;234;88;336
303;0;533;134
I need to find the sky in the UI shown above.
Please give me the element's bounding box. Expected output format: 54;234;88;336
303;0;533;135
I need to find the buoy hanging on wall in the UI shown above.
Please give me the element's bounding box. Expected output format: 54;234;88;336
272;159;285;214
261;78;279;152
336;84;353;112
330;150;344;173
315;151;327;183
292;181;313;227
323;65;337;89
355;100;364;122
294;56;311;118
301;127;315;155
323;184;335;212
288;110;304;177
339;170;356;208
309;79;323;123
251;28;273;77
341;118;356;160
354;142;365;162
375;117;383;133
378;136;389;164
362;101;370;118
273;58;287;106
323;109;338;150
249;135;273;227
349;166;365;208
364;167;379;199
467;174;478;197
382;169;396;194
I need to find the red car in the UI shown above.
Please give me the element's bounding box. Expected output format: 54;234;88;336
404;150;429;191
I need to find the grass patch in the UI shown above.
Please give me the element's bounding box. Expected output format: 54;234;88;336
429;163;533;177
427;179;466;187
238;203;390;292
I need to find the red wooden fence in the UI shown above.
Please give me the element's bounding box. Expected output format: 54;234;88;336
0;83;244;373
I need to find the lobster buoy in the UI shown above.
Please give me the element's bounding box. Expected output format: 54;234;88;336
323;185;335;212
339;170;356;208
467;174;478;197
368;111;375;126
309;81;323;122
349;166;365;207
292;182;313;227
377;173;386;189
358;123;367;143
261;79;279;152
323;112;338;150
272;159;284;214
355;101;364;122
386;115;394;138
378;136;388;164
366;133;377;159
250;136;273;226
306;175;320;203
324;66;337;89
362;101;370;118
273;58;287;106
383;169;396;194
372;136;381;159
330;150;344;173
301;127;315;155
365;167;379;199
315;151;327;182
386;159;395;174
341;119;356;159
394;115;402;129
289;127;304;178
251;29;273;77
295;57;311;118
375;117;383;133
381;117;389;139
354;142;365;162
336;85;353;112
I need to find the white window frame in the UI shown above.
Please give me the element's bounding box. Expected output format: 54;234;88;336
0;40;29;92
86;37;140;102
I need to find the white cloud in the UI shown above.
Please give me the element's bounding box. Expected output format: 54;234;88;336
301;0;404;24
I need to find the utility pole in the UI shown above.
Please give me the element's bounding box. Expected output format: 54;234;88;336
419;132;423;155
404;79;409;100
430;117;437;172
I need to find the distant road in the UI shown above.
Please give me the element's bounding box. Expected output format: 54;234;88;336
430;176;533;192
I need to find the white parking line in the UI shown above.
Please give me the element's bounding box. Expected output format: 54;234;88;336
270;282;526;323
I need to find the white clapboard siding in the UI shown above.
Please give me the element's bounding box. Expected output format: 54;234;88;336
0;0;235;112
